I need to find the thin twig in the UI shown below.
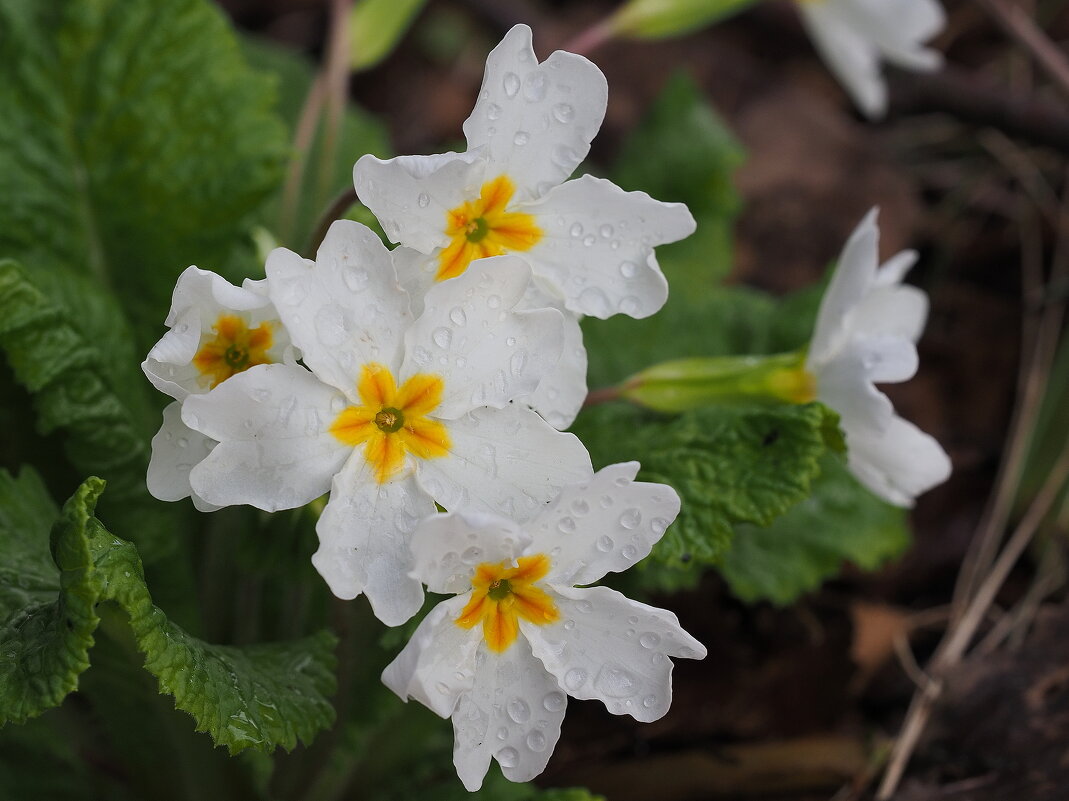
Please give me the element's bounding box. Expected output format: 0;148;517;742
974;0;1069;103
582;384;624;408
303;187;358;258
280;75;327;245
316;0;355;206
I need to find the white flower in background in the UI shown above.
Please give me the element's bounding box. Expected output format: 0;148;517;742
181;220;593;625
796;0;945;118
355;23;696;428
807;208;951;505
142;267;294;512
384;462;706;790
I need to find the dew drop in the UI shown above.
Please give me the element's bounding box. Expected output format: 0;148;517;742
341;266;369;292
599;223;614;238
487;294;501;308
619;261;638;278
571;499;590;516
552;103;574;123
639;632;661;649
627;615;639;625
497;726;509;741
582;234;596;247
526;731;547;752
177;437;188;448
461;546;482;565
523;72;547;102
507;698;530;723
600;494;614;508
487;102;502;120
578;287;611;318
502;72;520;97
619;508;642;529
569;222;584;238
496;747;519;768
650;517;670;535
595;535;614;553
505;336;517;347
432;327;453;349
563;619;575;630
417;192;430;208
642;695;657;709
576;599;593;614
435;681;450;695
557;516;576;534
412;345;432;366
449;306;468;326
563;668;588;690
594;666;636;698
622;544;638;560
513;130;530;146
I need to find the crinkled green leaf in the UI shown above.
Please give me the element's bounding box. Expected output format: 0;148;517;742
0;476;337;753
0;0;288;340
572;402;839;565
612;72;744;287
0;260;176;564
349;0;428;71
720;457;910;604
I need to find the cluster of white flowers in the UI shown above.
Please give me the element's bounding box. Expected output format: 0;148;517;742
142;23;949;791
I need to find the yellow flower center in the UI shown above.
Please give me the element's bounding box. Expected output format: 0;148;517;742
193;314;274;389
455;554;560;653
329;363;451;484
438;175;542;281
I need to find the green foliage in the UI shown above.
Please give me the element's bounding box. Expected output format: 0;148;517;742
240;36;393;250
0;0;288;342
0;475;338;753
609;0;761;39
721;457;910;603
349;0;428;71
0;260;178;564
613;72;745;287
573;402;841;566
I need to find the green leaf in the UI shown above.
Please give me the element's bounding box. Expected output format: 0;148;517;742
349;0;428;72
572;402;839;565
0;260;177;565
609;0;760;39
0;0;288;340
613;73;745;287
0;476;338;753
720;457;910;604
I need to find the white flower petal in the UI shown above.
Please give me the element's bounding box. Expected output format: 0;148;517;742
815;343;896;433
147;401;217;508
143;266;288;401
463;24;608;202
529;462;680;587
452;638;566;791
514;306;587;430
524;586;705;723
846;413;951;506
265;220;411;396
382;595;481;718
184;364;350;511
390;245;438;318
313;458;435;625
354;151;486;253
522;175;695;319
409;510;531;595
854;284;929;344
846;0;945;71
401;257;564;419
808;207;880;368
874;249;918;287
798;0;887;117
416;405;593;524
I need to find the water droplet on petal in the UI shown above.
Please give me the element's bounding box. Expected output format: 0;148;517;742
523;72;547;102
596;535;614;553
449;306;467;326
543;691;566;712
639;632;661;649
417;192;430;208
487;102;502;120
526;731;547;752
432;327;452;349
342;266;369;292
619;261;638;278
569;222;584;238
503;72;520;97
497;746;519;768
497;726;509;740
571;499;590;516
578;287;611;318
557;516;576;533
513;130;530;146
619;508;642;529
563;668;588;690
594;666;636;698
552;103;574;123
507;698;530;723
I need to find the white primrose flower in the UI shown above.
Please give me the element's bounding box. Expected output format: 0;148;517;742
181;220;593;625
383;462;706;791
796;0;945;118
806;208;951;506
355;23;696;428
142;266;295;512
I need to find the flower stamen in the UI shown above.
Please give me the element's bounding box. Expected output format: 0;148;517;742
456;554;559;652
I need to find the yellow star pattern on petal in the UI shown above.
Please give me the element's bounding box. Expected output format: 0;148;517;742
193;314;275;389
455;554;560;653
329;363;451;484
438;175;542;281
